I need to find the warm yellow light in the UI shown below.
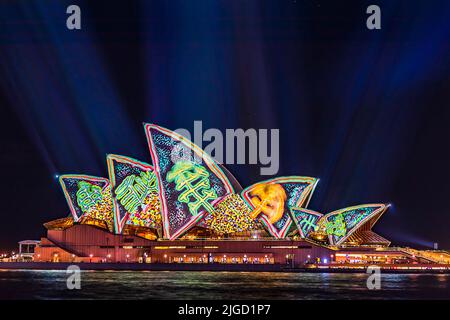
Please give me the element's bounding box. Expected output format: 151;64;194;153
154;246;186;249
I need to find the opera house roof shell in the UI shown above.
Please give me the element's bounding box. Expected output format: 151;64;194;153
54;123;390;248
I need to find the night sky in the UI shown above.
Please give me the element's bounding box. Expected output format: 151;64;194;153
0;0;449;250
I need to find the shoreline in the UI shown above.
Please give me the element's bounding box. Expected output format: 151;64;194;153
1;262;450;274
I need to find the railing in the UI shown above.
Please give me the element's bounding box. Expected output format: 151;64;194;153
385;247;440;263
46;237;87;257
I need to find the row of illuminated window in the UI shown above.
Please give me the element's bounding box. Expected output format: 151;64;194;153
153;246;219;250
262;245;312;249
96;245;222;250
99;245;152;249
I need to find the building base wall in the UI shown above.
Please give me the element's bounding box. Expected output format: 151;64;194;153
35;224;335;266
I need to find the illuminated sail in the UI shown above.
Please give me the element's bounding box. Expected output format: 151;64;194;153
202;194;260;234
59;174;112;225
241;176;318;239
107;154;161;234
144;123;235;240
319;204;388;245
290;207;323;238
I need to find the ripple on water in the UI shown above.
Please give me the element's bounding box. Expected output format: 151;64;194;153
0;270;449;300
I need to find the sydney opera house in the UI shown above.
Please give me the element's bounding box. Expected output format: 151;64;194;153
31;124;449;267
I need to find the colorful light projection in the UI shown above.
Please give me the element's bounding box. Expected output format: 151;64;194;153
59;175;113;227
290;207;323;238
107;154;161;234
241;177;318;239
56;123;389;243
203;194;259;234
310;204;388;245
144;123;235;240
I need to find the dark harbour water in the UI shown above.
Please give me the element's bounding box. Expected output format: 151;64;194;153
0;270;449;300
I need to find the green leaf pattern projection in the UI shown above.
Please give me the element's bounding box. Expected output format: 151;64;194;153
166;161;217;216
300;215;319;234
325;213;347;237
76;181;103;213
115;171;158;214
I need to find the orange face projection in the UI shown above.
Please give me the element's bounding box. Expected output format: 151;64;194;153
248;183;287;224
